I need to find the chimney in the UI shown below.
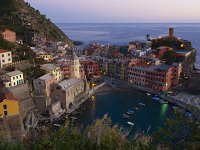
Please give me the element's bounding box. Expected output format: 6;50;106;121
168;28;174;39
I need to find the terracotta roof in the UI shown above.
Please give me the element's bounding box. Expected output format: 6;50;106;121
0;91;17;103
0;49;9;54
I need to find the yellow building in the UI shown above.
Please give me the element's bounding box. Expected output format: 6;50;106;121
39;54;53;62
0;92;19;117
41;63;63;82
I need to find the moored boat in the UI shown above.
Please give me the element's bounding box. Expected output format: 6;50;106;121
139;103;146;106
146;93;151;96
127;121;134;126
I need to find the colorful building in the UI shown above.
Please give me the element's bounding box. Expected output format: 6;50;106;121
41;63;63;82
0;49;12;68
1;29;16;42
39;53;53;62
128;63;182;92
0;92;19;117
0;70;24;88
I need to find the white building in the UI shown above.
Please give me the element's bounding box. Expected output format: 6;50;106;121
0;70;24;87
53;78;85;110
0;49;12;68
70;52;80;78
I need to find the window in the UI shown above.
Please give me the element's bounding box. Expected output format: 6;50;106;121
13;77;15;80
16;76;18;79
4;111;8;116
2;60;5;62
20;75;22;78
2;54;4;57
8;58;11;61
3;104;7;109
8;53;10;56
13;82;15;85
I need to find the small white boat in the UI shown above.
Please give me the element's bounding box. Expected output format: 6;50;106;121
134;107;139;110
127;121;134;126
139;103;146;106
146;93;151;96
127;111;134;115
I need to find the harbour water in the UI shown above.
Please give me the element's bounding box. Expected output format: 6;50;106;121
73;89;174;135
58;23;200;69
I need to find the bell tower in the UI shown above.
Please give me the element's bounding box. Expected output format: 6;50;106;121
70;52;80;78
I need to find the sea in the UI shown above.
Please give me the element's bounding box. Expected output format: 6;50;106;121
58;23;200;69
57;23;199;134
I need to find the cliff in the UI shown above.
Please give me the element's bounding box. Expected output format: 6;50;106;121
0;0;71;44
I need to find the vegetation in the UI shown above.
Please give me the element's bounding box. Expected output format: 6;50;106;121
0;36;16;50
23;66;46;82
163;50;176;65
0;112;200;150
152;111;200;150
0;0;71;44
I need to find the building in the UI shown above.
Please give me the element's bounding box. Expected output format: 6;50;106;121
70;52;81;78
156;46;171;59
0;70;24;88
33;73;56;97
0;92;19;117
39;53;53;62
53;78;85;110
0;83;37;140
0;49;12;68
80;60;100;77
128;63;182;92
41;63;63;82
1;29;16;42
33;73;57;113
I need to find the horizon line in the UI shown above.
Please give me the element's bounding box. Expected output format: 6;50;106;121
55;22;200;24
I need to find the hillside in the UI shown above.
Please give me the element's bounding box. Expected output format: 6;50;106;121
0;0;71;44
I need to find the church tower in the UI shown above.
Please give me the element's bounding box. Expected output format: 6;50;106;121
70;52;80;78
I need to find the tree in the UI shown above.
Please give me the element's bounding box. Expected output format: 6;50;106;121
152;111;200;150
164;51;176;65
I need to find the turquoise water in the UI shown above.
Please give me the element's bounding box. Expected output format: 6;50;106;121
75;89;174;135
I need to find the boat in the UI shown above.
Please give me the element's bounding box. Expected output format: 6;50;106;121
127;121;134;126
134;107;139;110
146;93;151;96
127;111;134;115
139;103;146;106
122;114;129;119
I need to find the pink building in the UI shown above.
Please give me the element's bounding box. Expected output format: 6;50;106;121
128;62;182;92
157;46;171;59
1;29;16;42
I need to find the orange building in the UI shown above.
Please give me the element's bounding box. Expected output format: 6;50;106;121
1;29;16;42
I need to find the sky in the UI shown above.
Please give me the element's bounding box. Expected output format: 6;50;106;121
26;0;200;23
